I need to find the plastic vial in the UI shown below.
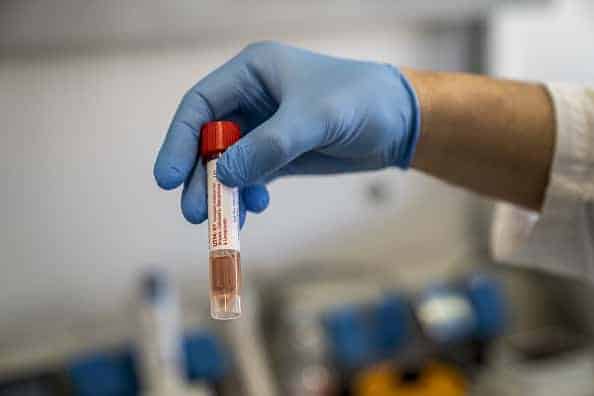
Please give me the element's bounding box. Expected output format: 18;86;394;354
137;271;186;393
200;121;242;320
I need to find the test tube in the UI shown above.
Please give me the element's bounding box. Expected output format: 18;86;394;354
137;271;186;393
200;121;242;320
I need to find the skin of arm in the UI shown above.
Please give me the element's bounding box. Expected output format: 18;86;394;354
404;69;556;211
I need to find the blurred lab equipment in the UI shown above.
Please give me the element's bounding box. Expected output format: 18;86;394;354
67;270;233;396
264;275;385;396
320;273;506;395
415;273;506;345
259;267;511;396
354;362;467;396
136;271;187;395
67;334;228;396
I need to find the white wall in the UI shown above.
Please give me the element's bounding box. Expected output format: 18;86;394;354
488;0;594;82
0;15;488;363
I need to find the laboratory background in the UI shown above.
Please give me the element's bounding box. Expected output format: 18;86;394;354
1;0;594;395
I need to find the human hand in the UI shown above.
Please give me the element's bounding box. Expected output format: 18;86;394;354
154;42;420;224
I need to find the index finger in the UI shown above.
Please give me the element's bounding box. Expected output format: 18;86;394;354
153;55;244;190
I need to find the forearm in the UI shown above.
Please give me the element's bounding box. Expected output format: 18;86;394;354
404;69;555;211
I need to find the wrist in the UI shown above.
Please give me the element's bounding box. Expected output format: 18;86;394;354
401;68;438;172
394;67;422;169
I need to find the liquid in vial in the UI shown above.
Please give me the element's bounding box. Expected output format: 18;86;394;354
210;250;241;319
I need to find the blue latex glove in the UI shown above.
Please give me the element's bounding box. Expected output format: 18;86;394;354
154;42;420;224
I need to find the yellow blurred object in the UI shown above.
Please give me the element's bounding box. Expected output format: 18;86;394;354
354;361;467;396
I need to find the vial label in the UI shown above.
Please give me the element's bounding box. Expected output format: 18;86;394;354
207;159;240;251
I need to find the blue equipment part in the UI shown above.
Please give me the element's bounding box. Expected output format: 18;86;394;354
465;273;507;340
322;306;374;371
68;349;139;396
183;331;230;382
373;294;411;358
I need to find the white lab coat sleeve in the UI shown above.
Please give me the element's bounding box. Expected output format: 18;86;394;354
490;84;594;281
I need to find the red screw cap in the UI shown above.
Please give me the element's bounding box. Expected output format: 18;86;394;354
200;121;241;158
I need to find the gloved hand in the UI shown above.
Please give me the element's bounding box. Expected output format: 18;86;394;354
154;42;420;224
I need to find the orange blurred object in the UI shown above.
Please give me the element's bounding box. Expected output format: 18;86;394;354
354;362;467;396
